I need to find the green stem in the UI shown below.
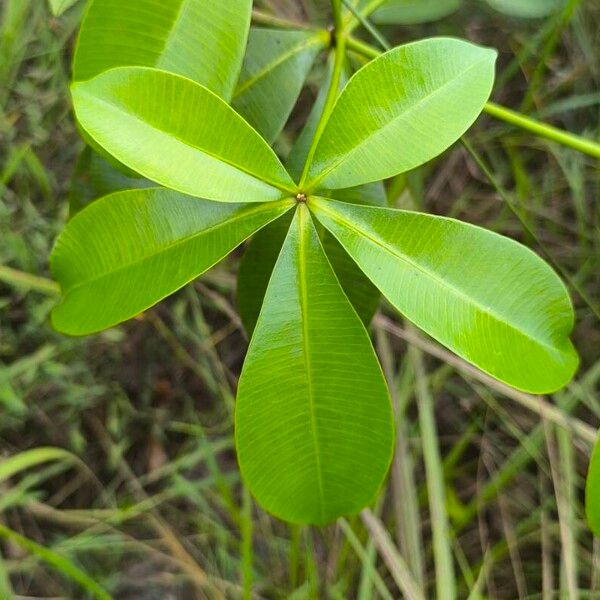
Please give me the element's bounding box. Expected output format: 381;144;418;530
344;0;388;33
345;36;600;160
299;2;347;189
0;265;59;295
251;8;315;30
484;101;600;158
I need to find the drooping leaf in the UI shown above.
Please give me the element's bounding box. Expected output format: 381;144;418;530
51;188;294;335
48;0;80;17
236;211;294;336
311;198;578;393
586;432;600;537
236;205;394;525
232;28;328;143
305;38;497;191
484;0;566;18
69;146;153;217
372;0;462;24
72;0;252;100
71;67;296;203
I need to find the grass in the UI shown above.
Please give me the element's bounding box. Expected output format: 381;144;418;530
1;0;599;597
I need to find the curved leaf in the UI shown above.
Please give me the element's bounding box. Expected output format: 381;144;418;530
72;0;252;100
236;205;394;525
372;0;461;24
586;432;600;537
51;188;294;335
306;38;497;191
71;67;296;203
310;198;578;393
233;28;327;143
484;0;566;18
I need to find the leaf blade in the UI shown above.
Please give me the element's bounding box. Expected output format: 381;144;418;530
73;0;252;100
51;188;294;335
71;67;296;203
306;38;497;190
236;206;394;525
233;28;327;143
311;197;578;393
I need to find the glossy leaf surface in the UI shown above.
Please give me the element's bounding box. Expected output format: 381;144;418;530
233;28;327;143
484;0;566;18
587;432;600;536
372;0;461;24
236;206;394;525
306;38;497;190
311;198;578;393
72;0;251;100
51;188;293;335
71;67;296;203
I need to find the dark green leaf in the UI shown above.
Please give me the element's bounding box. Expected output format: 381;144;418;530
233;28;328;143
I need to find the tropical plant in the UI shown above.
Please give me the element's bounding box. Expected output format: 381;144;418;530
49;0;581;525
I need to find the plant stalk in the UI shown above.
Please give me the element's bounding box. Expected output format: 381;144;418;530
0;265;59;295
298;1;347;189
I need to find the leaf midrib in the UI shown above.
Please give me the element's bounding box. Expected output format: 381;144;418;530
297;207;327;523
307;53;492;189
59;199;293;297
76;82;296;195
315;200;569;359
233;32;326;98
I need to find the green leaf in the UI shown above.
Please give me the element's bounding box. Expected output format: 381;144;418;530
69;146;153;217
51;188;294;335
232;28;328;143
72;0;252;100
71;67;296;203
372;0;461;24
310;198;578;393
48;0;80;17
236;206;394;525
484;0;566;18
586;432;600;537
305;38;497;191
236;212;293;337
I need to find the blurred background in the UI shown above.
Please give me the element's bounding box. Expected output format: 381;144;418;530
1;0;599;597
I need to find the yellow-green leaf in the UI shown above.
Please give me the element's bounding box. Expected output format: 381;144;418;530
51;188;294;335
71;67;296;203
311;197;578;393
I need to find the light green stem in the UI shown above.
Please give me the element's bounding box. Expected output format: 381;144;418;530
0;265;59;295
345;36;600;160
299;1;347;188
